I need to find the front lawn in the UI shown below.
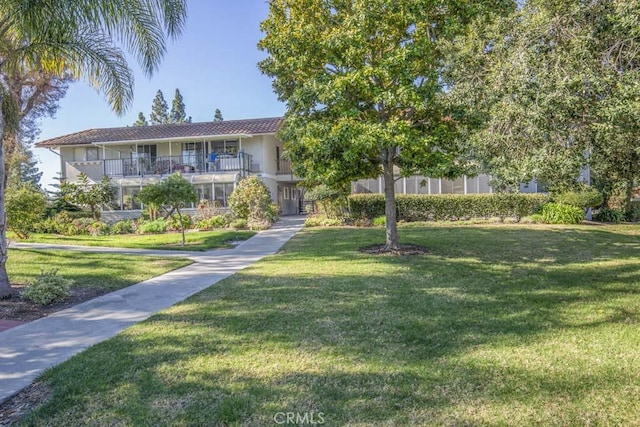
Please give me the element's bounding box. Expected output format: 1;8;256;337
14;230;255;251
7;249;192;292
20;223;640;425
1;249;193;323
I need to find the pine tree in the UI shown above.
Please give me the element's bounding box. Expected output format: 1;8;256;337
133;112;148;126
213;108;223;122
170;88;189;123
7;146;42;190
149;90;169;124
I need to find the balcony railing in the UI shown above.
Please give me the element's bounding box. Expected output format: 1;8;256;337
276;159;292;175
103;152;252;177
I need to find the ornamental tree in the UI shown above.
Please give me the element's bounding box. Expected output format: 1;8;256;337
61;173;115;219
259;0;513;250
138;173;197;246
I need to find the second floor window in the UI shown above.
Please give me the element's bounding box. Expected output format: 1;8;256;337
182;142;203;167
133;145;157;162
211;140;238;155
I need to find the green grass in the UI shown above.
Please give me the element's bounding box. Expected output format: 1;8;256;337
8;249;191;291
20;223;640;425
14;230;255;252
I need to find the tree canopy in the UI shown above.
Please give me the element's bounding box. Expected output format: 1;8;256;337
138;173;197;246
449;0;640;211
133;112;148;126
0;0;187;297
150;90;170;125
259;0;513;249
170;88;191;123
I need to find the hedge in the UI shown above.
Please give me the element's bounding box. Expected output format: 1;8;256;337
348;193;549;222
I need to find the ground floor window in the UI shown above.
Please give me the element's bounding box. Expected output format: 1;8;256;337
122;187;141;210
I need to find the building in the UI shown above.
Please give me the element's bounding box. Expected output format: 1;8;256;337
36;117;303;220
37;116;550;221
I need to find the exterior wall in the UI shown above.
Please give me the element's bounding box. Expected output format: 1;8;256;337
352;174;495;195
57;134;299;216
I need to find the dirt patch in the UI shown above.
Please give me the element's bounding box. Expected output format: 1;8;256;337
0;381;50;426
0;284;111;323
359;244;430;256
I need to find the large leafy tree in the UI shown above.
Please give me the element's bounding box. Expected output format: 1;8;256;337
259;0;513;250
449;0;640;209
4;69;70;189
0;0;187;298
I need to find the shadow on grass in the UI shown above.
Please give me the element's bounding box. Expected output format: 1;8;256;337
23;225;640;425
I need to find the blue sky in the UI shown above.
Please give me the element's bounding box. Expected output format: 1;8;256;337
35;0;285;189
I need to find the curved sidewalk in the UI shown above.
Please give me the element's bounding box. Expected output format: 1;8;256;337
0;217;304;403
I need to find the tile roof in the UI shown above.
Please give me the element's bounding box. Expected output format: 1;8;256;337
36;117;283;147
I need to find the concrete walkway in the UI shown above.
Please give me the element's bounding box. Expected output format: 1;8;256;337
0;216;305;403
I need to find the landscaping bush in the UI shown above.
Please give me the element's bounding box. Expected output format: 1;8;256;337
197;215;229;230
553;190;603;209
6;184;47;239
627;201;640;222
305;185;349;218
87;221;110;236
304;214;343;227
541;203;585;224
111;219;135;234
167;213;194;232
137;219;167;234
348;193;548;222
21;269;72;305
594;207;625;223
371;215;386;227
229;177;277;227
230;219;248;230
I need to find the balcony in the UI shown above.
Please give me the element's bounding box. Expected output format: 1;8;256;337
102;152;252;177
276;159;292;175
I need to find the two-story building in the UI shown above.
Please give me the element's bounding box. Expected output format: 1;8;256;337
37;115;551;222
36;117;303;220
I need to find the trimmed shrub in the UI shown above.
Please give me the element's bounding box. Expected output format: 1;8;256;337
230;219;248;230
21;269;72;305
87;221;110;236
197;215;229;230
167;213;194;232
553;190;603;209
6;184;47;239
371;216;386;227
304;215;343;227
348;193;548;222
229;177;277;226
594;207;625;223
541;203;585;224
137;219;167;234
111;220;135;235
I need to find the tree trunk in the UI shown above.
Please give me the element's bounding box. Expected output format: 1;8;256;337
0;94;14;298
625;179;634;219
382;148;399;250
178;209;185;247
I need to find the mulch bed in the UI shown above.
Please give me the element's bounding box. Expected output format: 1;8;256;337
359;244;430;256
0;285;114;425
0;284;108;323
0;382;50;426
